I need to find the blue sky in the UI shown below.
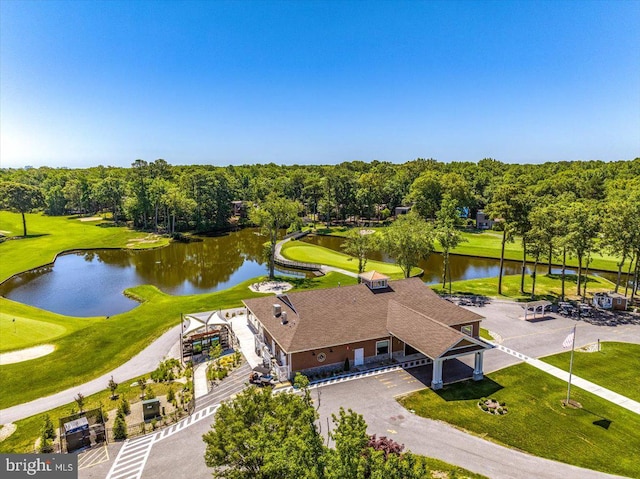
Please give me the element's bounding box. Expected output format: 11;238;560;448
1;0;638;168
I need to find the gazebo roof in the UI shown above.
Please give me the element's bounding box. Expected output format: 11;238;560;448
183;311;229;336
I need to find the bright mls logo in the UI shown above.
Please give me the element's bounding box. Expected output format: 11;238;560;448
1;454;77;478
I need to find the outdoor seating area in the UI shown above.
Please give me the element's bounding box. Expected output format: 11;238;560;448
557;301;640;326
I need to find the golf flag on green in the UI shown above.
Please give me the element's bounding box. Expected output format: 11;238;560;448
563;327;575;348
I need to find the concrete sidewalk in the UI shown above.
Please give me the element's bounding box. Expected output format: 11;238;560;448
493;343;640;414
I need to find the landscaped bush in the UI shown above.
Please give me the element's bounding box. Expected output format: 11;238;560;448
113;412;127;440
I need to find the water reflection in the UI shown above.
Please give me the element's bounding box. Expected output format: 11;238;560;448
301;235;617;285
0;229;297;317
1;229;619;318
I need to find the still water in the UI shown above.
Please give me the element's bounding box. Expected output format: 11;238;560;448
301;235;617;286
0;229;303;317
1;230;616;317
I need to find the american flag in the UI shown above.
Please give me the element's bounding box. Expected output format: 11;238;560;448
563;327;576;349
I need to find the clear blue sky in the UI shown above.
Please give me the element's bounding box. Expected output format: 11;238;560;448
1;0;638;168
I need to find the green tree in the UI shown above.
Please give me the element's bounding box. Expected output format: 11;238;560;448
249;194;302;279
435;195;466;293
378;212;434;278
601;193;640;293
119;397;131;416
485;184;521;295
0;182;44;236
341;229;375;274
326;408;369;479
94;175;125;224
407;171;442;219
108;376;118;399
203;387;324;479
565;201;599;297
113;411;127;440
74;393;85;412
41;414;56;441
39;429;54;453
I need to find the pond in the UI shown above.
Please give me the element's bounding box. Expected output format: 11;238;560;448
0;228;305;317
301;235;619;286
1;229;619;317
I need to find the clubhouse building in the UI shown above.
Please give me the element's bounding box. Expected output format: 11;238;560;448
243;273;493;389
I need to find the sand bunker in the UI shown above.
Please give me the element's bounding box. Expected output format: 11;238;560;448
77;216;103;222
249;281;293;294
0;344;55;365
0;423;17;441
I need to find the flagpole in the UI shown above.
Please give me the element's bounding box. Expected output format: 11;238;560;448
566;325;576;405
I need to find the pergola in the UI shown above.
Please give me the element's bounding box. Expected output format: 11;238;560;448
180;311;236;362
520;300;552;320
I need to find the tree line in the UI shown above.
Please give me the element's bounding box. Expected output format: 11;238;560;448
1;157;639;298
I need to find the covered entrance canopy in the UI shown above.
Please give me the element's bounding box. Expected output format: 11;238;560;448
387;301;493;389
520;300;552;321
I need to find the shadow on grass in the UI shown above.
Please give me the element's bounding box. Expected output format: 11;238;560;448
546;273;601;285
436;378;504;402
593;419;612;430
10;233;50;239
579;406;614;430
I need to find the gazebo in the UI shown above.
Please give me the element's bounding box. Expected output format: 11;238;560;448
180;311;236;362
520;300;552;321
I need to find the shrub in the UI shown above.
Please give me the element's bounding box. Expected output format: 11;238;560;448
113;412;127;440
167;386;175;403
39;430;54;453
119;397;131;416
145;386;156;400
41;414;56;441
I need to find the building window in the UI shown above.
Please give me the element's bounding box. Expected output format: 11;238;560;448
376;340;389;356
461;325;473;336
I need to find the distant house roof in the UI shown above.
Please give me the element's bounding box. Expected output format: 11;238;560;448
243;278;484;355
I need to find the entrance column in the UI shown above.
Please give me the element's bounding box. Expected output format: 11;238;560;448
431;358;443;390
473;351;484;381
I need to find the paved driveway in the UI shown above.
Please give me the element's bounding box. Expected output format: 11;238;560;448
313;369;622;479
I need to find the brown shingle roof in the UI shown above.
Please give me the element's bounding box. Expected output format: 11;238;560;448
386;300;467;358
242;277;484;353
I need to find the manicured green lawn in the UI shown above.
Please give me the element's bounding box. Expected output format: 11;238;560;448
399;363;640;478
0;272;356;409
0;312;66;352
0;371;178;453
479;328;492;341
429;273;615;301
281;240;422;279
317;227;633;274
541;342;640;402
0;212;169;283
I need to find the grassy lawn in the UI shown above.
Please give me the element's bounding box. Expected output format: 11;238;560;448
0;371;179;453
540;342;640;402
281;240;422;279
429;273;615;301
0;212;169;283
398;363;640;478
479;328;492;341
0;272;356;409
316;227;633;274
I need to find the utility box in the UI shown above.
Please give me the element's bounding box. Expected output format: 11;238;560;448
142;398;161;422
